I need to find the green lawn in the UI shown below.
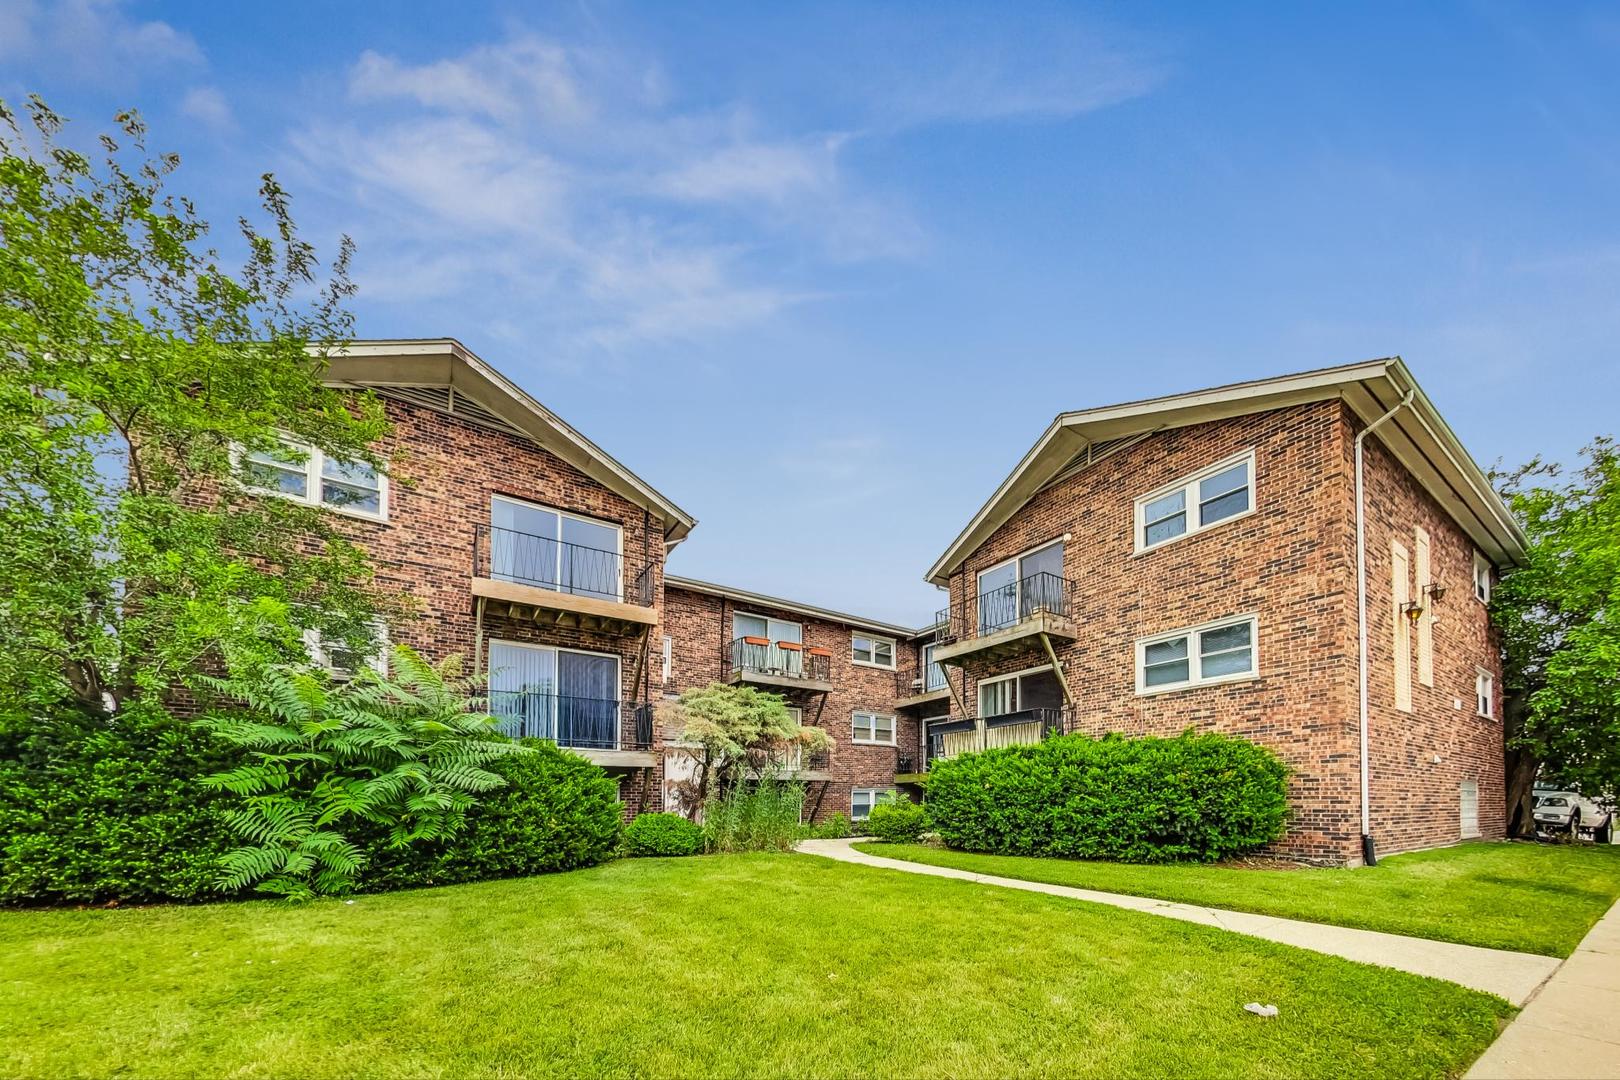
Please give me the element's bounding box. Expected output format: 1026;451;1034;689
2;855;1510;1079
851;840;1620;956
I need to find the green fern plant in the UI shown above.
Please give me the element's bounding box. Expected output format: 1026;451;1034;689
195;646;524;898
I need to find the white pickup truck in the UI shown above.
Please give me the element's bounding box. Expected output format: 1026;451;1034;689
1534;790;1614;842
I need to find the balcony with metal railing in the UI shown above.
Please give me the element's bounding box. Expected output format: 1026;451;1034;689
932;571;1079;666
725;636;834;693
471;524;657;635
488;690;657;767
917;707;1071;766
894;661;950;708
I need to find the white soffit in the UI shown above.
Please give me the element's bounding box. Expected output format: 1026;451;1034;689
924;357;1526;584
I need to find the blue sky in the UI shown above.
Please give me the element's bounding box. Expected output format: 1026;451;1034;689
5;2;1618;624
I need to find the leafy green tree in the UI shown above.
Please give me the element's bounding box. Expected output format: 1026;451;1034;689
0;96;394;718
659;682;832;815
195;647;522;898
1494;436;1620;834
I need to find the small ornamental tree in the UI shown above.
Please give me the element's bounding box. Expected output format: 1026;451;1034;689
659;682;832;816
0;96;397;720
195;647;523;898
1493;437;1620;833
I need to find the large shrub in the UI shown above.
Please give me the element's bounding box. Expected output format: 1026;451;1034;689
0;703;236;904
624;812;705;857
703;780;805;852
927;731;1288;863
864;797;929;844
360;739;622;890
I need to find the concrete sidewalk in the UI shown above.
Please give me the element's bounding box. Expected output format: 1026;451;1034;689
796;837;1560;1004
1467;900;1620;1079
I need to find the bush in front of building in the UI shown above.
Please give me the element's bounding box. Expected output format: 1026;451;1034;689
926;731;1288;863
360;739;623;890
804;812;853;839
863;797;929;844
623;812;706;857
0;702;238;904
703;779;806;852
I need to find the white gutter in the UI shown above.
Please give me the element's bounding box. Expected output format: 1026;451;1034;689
1354;389;1414;866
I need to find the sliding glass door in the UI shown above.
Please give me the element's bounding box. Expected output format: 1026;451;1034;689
487;642;622;749
490;496;623;601
732;613;804;676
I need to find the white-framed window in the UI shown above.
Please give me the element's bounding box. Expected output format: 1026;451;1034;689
851;787;895;822
486;640;622;748
304;617;389;679
853;711;896;745
1136;616;1258;694
977;665;1064;717
1134;450;1255;553
1473;552;1493;604
660;635;673;684
490;495;623;601
851;633;896;669
1476;668;1495;719
240;437;388;521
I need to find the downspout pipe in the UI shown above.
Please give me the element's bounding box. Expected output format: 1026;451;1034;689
1355;389;1414;867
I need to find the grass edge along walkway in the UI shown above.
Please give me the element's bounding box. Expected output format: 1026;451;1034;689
812;839;1556;1003
848;838;1620;958
4;853;1516;1080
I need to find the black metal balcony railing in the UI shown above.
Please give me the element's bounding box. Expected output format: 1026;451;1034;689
728;637;832;683
935;571;1079;645
473;524;654;607
487;691;654;751
802;750;831;773
895;662;948;699
984;706;1070;736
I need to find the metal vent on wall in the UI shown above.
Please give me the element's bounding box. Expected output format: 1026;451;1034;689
369;385;529;439
1043;433;1149;491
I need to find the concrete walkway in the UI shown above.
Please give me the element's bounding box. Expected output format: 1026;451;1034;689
796;837;1560;1004
1467;900;1620;1079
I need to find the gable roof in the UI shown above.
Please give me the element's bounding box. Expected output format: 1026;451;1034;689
925;357;1528;585
664;575;917;638
321;339;696;544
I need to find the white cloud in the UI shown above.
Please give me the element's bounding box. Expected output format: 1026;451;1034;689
288;20;1151;358
0;0;202;75
179;86;233;131
348;38;591;126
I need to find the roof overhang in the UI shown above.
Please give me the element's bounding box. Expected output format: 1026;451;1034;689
925;357;1528;585
318;339;696;545
664;575;916;639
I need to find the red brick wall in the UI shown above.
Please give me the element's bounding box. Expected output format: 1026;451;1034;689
661;584;921;823
939;399;1505;863
945;402;1358;860
1351;407;1506;855
323;395;672;818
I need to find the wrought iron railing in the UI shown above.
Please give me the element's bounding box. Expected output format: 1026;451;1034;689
728;637;832;683
895;661;948;699
473;524;654;607
934;571;1079;645
487;691;654;750
802;750;831;773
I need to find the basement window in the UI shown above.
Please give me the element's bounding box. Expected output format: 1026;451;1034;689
851;788;895;822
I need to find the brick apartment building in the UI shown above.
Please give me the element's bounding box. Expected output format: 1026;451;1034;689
271;341;1521;864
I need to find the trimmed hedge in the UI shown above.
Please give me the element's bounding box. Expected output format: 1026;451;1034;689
0;703;237;904
927;731;1288;863
864;797;928;843
623;812;705;857
360;739;623;890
